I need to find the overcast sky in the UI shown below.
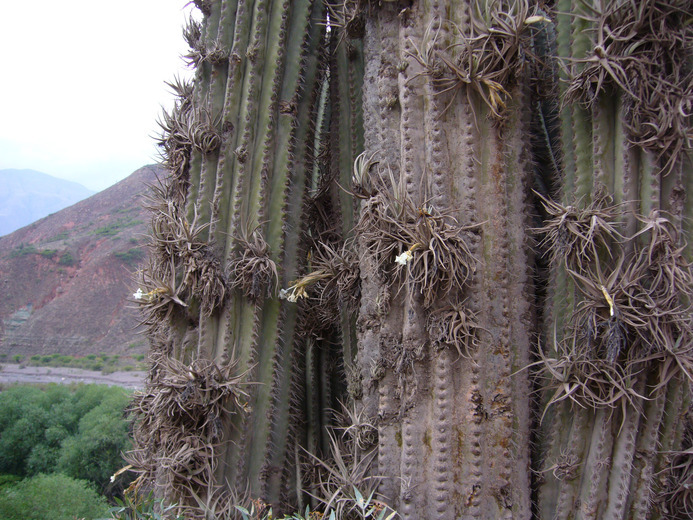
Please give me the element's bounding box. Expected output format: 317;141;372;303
0;1;199;192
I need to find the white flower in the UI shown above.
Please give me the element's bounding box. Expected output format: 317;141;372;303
395;250;413;266
279;285;307;302
133;288;144;300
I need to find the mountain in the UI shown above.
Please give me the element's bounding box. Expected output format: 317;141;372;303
0;165;163;359
0;169;95;237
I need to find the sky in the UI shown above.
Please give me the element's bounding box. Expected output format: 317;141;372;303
0;1;200;192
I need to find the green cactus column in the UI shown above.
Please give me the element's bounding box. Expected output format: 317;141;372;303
353;1;537;517
536;1;692;519
128;0;335;516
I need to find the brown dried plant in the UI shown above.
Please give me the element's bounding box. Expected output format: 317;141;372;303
535;191;623;271
410;0;546;118
126;357;250;519
228;225;279;301
355;165;477;308
564;0;692;173
427;301;482;358
532;332;644;422
535;203;693;417
305;427;389;520
326;0;367;40
282;240;359;301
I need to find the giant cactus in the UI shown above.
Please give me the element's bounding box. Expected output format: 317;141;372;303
127;0;692;519
535;1;692;519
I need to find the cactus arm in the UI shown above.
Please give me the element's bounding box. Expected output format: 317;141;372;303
537;2;692;519
577;408;613;519
211;0;252;252
555;0;575;201
552;408;592;520
570;3;594;205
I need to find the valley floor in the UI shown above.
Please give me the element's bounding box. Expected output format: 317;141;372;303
0;364;145;389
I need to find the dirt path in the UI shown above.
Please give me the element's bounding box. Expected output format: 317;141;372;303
0;364;146;389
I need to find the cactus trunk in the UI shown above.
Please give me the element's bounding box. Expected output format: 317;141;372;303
536;1;693;519
353;1;539;517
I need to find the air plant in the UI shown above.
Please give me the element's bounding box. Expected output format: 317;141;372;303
355;164;476;307
409;0;548;118
564;0;692;173
125;357;250;519
427;302;482;358
533;332;643;421
227;225;279;301
660;442;693;519
326;0;367;40
535;190;623;271
305;427;389;520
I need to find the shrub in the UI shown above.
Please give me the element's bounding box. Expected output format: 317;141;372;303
58;391;131;489
58;251;75;266
114;248;145;266
0;473;108;520
8;245;37;259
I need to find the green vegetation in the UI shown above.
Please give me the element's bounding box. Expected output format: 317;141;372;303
48;231;70;242
107;491;183;520
8;244;37;258
7;244;75;267
114;248;145;266
0;473;108;520
19;353;146;372
58;251;75;266
0;384;131;492
92;218;143;238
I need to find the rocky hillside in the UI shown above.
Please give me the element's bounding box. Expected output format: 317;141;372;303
0;165;163;359
0;169;94;237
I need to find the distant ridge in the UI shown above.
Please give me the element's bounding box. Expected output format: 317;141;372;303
0;169;94;236
0;164;164;359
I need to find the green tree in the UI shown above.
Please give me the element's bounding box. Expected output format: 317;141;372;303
0;384;131;492
59;391;131;489
0;473;108;520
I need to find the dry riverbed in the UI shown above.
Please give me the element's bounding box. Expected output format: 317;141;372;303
0;364;145;389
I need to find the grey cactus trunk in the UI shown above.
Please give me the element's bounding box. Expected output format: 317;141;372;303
127;0;692;519
353;1;535;518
